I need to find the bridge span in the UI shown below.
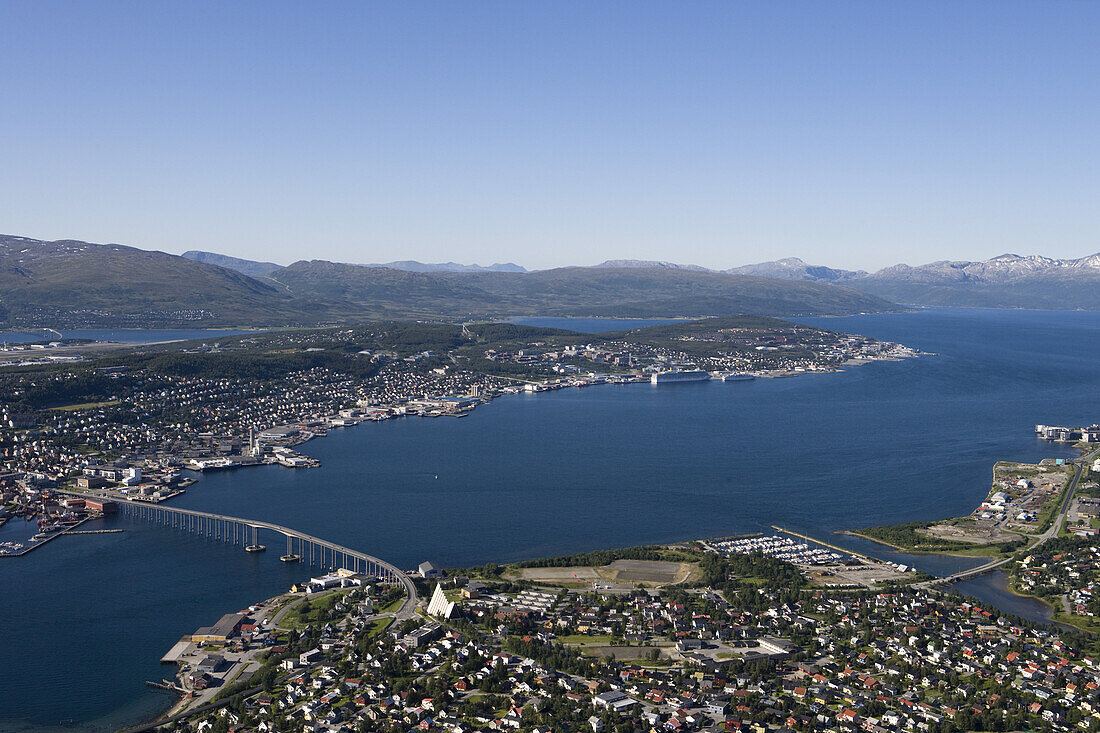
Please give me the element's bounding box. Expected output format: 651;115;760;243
69;494;417;616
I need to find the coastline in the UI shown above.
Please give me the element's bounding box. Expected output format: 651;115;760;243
8;310;1100;730
126;352;918;501
833;529;1003;559
135;517;1027;730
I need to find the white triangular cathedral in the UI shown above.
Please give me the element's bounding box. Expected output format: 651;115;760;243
426;583;455;618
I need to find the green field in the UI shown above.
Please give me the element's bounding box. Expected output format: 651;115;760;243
49;400;121;411
279;590;352;630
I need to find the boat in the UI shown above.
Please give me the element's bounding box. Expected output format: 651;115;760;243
650;369;711;384
721;372;756;382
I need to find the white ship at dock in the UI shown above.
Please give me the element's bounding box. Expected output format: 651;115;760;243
650;369;711;384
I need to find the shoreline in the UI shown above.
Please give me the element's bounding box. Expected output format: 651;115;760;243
134;518;1014;729
8;329;930;729
833;529;1002;559
132;353;916;502
135;506;1074;731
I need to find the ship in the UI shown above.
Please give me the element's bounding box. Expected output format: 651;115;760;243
650;369;711;384
721;372;756;382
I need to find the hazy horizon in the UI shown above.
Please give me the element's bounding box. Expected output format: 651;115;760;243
3;1;1098;271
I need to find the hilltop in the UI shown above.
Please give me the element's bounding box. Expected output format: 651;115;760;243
0;235;333;328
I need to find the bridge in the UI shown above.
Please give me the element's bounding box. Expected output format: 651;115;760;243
77;496;418;617
918;557;1013;589
920;455;1092;591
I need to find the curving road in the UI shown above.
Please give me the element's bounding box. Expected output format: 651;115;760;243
919;448;1096;590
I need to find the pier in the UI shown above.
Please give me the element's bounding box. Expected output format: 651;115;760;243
0;516;92;558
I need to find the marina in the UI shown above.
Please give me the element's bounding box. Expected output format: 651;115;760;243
0;516;91;557
708;533;846;565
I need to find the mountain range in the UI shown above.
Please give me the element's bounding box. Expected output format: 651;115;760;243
181;250;283;278
182;251;527;275
728;254;1100;308
0;235;896;328
359;260;527;273
574;255;1100;309
0;235;334;328
267;259;894;320
6;234;1099;328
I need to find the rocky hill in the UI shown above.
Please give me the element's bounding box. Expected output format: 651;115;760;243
725;253;1100;309
724;257;866;282
181;250;283;278
0;236;331;328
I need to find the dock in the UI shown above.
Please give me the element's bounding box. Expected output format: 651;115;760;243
0;516;92;558
161;639;194;664
770;525;877;563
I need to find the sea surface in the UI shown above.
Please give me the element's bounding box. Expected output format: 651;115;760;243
2;307;1098;730
0;328;257;345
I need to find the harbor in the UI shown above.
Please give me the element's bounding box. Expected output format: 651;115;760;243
0;515;94;557
703;526;918;588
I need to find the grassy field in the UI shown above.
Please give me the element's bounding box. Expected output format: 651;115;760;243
841;529;1016;557
510;560;699;588
280;590;352;630
49;400;120;411
579;645;663;659
366;617;394;637
557;634;616;644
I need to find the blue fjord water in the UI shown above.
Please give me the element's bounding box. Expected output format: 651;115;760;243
0;328;256;345
2;307;1098;729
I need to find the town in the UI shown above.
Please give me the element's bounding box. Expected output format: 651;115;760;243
0;318;916;550
151;536;1100;733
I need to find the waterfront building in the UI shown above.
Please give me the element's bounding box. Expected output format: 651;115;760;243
192;613;246;643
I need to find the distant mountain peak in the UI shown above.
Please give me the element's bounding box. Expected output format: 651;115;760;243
593;259;713;272
725;258;865;282
363;260;527;273
182;250;283;278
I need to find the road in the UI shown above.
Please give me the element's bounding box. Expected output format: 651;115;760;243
919;447;1098;590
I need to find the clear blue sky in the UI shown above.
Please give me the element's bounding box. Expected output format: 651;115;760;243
2;1;1097;271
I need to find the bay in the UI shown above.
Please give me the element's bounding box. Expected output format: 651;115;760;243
2;307;1097;730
